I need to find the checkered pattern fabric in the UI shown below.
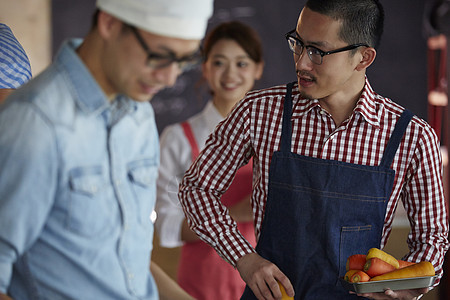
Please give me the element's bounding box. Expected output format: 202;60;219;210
0;23;31;89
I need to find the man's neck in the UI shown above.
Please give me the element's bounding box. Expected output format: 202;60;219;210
77;32;116;101
318;76;366;127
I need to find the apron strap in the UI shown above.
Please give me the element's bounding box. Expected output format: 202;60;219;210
379;109;414;168
281;82;295;153
181;121;200;161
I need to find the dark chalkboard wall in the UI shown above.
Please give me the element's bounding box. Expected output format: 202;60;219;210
52;0;428;134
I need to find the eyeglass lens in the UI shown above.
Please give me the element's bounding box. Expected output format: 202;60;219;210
147;55;201;71
130;26;201;71
287;37;323;65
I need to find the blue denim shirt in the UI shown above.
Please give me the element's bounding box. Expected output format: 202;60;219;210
0;39;159;300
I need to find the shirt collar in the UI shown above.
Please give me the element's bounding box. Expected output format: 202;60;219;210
291;77;383;129
55;39;110;116
353;78;382;128
54;39;152;125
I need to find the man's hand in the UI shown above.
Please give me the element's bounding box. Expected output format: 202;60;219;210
0;293;13;300
236;253;294;299
357;287;428;300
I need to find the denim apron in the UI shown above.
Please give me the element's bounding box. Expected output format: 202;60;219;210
241;82;413;299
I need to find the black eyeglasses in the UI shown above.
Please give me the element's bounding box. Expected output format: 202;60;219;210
285;29;369;65
129;26;201;71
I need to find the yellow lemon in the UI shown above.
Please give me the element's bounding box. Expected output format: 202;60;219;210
277;281;294;300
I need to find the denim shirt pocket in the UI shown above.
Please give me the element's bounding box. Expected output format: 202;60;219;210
127;159;158;227
68;166;114;237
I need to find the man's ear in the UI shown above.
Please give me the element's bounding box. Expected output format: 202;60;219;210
96;10;122;40
355;47;376;71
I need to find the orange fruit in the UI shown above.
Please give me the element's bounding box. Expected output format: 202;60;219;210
344;269;359;281
277;281;294;300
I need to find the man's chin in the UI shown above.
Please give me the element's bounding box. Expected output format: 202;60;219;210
131;93;155;103
297;81;314;100
298;89;314;100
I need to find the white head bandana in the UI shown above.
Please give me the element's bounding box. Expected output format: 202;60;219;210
96;0;214;40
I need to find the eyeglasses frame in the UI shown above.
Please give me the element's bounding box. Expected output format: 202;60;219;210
128;25;201;71
284;29;369;65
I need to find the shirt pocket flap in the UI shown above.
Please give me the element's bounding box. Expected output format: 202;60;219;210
128;159;158;188
69;166;105;196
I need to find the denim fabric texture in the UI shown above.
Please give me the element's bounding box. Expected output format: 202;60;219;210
0;39;159;300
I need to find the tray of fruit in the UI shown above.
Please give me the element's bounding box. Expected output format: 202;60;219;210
340;248;436;294
340;275;437;293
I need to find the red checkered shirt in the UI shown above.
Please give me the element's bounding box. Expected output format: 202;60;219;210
179;78;449;280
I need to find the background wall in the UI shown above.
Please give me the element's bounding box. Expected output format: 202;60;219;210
0;0;51;75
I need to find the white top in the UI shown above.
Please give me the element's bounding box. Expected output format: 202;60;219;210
155;101;223;247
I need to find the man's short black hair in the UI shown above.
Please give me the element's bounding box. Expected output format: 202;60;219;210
305;0;384;49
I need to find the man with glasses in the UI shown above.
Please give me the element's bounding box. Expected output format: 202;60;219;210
0;0;212;299
179;0;449;299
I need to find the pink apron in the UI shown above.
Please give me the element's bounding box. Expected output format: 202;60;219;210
178;122;256;300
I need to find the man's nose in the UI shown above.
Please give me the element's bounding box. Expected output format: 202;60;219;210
294;50;312;70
